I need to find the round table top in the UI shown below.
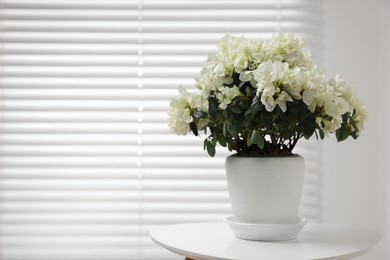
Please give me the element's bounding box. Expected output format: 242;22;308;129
150;222;381;260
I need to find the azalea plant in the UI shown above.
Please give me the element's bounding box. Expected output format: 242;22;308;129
168;33;367;157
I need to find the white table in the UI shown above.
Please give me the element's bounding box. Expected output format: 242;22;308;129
150;222;381;260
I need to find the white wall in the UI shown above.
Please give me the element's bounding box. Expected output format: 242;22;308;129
322;0;389;259
382;0;390;258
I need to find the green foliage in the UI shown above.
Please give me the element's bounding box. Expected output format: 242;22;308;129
336;112;359;142
190;72;361;157
196;79;318;156
208;97;218;119
189;122;198;136
204;139;216;157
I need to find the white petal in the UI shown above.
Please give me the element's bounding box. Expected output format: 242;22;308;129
302;90;314;106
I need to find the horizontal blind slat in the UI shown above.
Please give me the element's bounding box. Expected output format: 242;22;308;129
2;213;227;224
2;202;232;214
0;145;213;156
0;32;321;44
1;168;226;179
0;1;323;259
4;0;320;10
2;9;320;21
1;88;177;99
1;77;195;89
1;21;319;33
2;111;169;122
3;191;230;202
1;54;204;66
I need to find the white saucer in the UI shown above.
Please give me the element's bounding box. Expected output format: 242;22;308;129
224;216;307;241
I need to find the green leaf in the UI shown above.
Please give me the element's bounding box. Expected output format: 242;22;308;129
217;136;227;147
253;131;265;149
206;141;216;157
352;108;357;117
227;141;233;151
189;122;198;136
349;116;358;130
283;123;296;140
230;106;241;114
290;103;303;119
247;131;254;147
261;109;273;120
314;129;319;140
335;128;340;140
222;123;227;137
303;121;316;138
228;124;238;137
341;113;349;127
319;128;325;139
337;125;351;142
251;103;261;115
209;98;218;118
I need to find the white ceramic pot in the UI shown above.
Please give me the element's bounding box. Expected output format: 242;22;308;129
225;155;305;224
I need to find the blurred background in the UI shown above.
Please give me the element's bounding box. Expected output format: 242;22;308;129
0;0;389;259
321;0;389;259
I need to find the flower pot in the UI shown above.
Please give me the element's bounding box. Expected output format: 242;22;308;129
225;155;305;224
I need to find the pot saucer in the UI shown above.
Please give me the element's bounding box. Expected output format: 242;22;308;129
224;216;307;241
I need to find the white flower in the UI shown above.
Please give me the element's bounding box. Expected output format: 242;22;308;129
196;52;236;97
171;87;193;122
302;88;318;112
168;118;190;136
217;33;267;74
169;32;367;144
261;95;276;112
251;39;267;65
216;85;242;109
275;91;293;112
253;60;295;112
268;33;306;65
329;74;367;134
168;87;209;135
323;95;350;118
283;68;302;99
239;70;253;82
168;95;192;135
322;118;341;133
351;98;367;135
300;67;325;111
254;65;276;111
330;74;353;101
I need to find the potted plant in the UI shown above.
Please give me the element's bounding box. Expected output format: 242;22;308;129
168;33;367;240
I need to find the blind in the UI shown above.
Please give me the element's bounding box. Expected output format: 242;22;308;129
0;0;323;259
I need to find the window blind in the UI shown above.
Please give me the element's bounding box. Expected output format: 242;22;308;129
0;0;323;259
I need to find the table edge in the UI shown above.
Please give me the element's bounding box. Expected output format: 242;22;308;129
150;230;235;260
149;222;382;260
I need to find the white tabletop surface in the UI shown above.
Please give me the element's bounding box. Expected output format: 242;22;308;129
150;222;381;260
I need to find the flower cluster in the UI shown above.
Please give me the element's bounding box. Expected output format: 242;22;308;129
168;33;367;157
